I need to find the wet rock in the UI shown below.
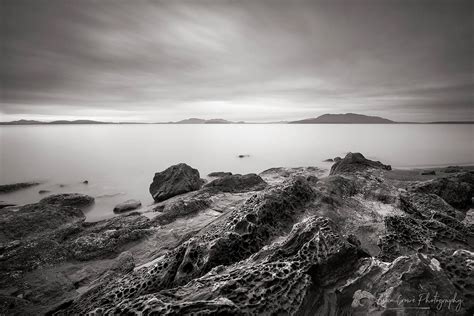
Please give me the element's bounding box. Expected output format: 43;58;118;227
0;201;15;209
38;190;51;194
421;170;436;175
237;154;250;158
207;171;232;177
152;198;211;225
82;180;89;184
149;163;202;202
408;172;473;209
113;199;142;213
330;152;391;175
0;182;40;194
323;158;334;162
0;201;86;242
334;156;342;162
204;173;267;193
40;193;94;209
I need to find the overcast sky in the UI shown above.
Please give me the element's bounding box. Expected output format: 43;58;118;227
1;0;473;122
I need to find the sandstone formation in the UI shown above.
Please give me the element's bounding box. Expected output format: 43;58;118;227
1;157;473;315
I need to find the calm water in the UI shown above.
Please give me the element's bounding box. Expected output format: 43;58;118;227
1;124;473;221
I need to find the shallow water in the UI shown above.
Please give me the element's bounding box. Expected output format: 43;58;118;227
1;124;472;221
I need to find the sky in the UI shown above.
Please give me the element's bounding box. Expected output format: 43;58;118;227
1;0;473;122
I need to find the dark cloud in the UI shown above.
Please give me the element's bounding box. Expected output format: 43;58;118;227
1;0;472;122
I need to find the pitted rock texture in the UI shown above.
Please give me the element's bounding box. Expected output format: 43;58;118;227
330;152;391;175
73;217;365;315
61;178;317;314
149;163;202;202
204;173;267;193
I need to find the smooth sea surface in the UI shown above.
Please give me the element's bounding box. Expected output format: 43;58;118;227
1;124;473;221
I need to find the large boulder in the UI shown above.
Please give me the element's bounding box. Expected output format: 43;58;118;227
149;163;202;202
330;152;391;175
204;173;267;193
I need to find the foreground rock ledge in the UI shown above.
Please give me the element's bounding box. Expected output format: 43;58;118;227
1;155;473;315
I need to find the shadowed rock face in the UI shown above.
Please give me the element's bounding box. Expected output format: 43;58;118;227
149;163;202;202
330;152;391;175
204;173;267;193
408;172;474;209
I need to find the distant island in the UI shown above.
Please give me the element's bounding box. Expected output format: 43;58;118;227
289;113;394;124
1;114;472;125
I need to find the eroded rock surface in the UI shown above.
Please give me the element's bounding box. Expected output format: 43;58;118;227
2;159;473;315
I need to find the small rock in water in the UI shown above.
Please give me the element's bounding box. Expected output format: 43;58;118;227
421;170;436;175
238;154;250;158
0;182;40;194
38;190;51;194
323;158;334;162
83;180;89;184
59;184;66;188
113;199;142;213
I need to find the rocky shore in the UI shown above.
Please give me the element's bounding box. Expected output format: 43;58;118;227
0;153;473;315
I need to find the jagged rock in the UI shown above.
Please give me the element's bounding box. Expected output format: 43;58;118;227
62;178;317;313
40;193;94;209
400;192;459;219
330;152;391;175
408;172;473;209
67;216;365;315
113;199;142;213
207;171;232;177
0;182;40;194
149;163;202;202
152;198;211;225
332;252;471;315
204;173;267;193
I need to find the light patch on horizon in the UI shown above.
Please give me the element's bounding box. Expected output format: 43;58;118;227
1;0;473;122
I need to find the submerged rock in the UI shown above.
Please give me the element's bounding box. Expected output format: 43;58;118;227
113;199;142;213
0;182;40;194
330;152;391;175
0;201;15;209
204;173;267;193
149;163;202;202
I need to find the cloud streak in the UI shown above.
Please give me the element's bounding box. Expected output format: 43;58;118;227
1;0;473;122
